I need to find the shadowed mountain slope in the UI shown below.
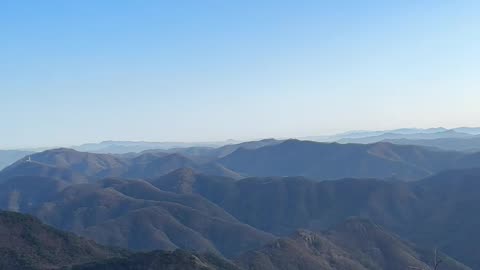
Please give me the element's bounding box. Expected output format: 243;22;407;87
72;250;242;270
0;210;469;270
152;168;480;268
237;218;469;270
0;211;243;270
0;211;121;270
0;176;274;258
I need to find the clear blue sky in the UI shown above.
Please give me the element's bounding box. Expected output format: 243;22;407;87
1;0;479;148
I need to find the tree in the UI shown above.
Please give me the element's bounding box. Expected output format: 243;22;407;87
409;248;442;270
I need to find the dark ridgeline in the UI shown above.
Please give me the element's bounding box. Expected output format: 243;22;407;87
218;139;480;181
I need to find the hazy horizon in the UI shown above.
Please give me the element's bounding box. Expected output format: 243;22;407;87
2;1;479;148
3;125;479;150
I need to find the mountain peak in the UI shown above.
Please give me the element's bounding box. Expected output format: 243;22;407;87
152;167;199;194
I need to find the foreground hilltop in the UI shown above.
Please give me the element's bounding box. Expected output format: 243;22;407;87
0;211;241;270
0;211;467;270
0;211;120;269
237;218;469;270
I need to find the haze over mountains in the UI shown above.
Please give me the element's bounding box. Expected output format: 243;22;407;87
3;127;480;171
0;150;34;171
307;127;480;152
5;0;480;267
3;139;480;183
2;129;480;269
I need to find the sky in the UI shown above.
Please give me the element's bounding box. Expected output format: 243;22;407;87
1;0;480;148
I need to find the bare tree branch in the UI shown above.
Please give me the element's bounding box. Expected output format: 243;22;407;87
407;247;443;270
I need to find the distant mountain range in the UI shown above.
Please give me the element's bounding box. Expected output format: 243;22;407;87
3;139;480;182
302;127;452;141
2;127;480;171
66;127;480;154
73;140;242;154
337;130;474;144
218;139;480;180
303;127;480;152
385;136;480;152
307;127;480;141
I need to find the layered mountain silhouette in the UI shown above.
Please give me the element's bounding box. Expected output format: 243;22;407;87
2;138;480;268
386;135;480;152
337;130;473;144
152;168;480;268
73;140;234;154
3;139;480;183
1;168;480;267
301;128;480;152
